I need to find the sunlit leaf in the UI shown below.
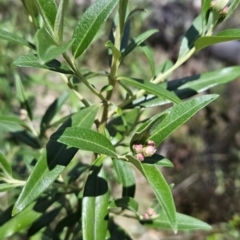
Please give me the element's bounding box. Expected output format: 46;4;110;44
127;155;177;232
149;94;218;146
121;29;158;60
113;159;135;197
108;197;139;216
118;77;181;104
82;157;109;240
0;29;34;48
195;29;240;52
36;0;57;36
72;0;119;58
141;211;212;231
35;28;73;64
13;106;98;215
53;0;69;43
13;54;73;74
0;152;12;177
52;127;117;157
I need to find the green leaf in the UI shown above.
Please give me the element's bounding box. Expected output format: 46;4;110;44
118;0;128;35
156;59;173;76
195;29;240;52
131;112;169;146
12;106;98;215
15;74;32;120
0;29;34;48
40;91;69;133
173;66;240;93
118;77;181;104
27;207;61;236
72;0;119;58
112;159;135;197
140;44;155;78
142;211;212;231
121;29;158;60
149;94;218;146
51;127;117;157
82;157;109;240
0;196;57;238
0;183;17;192
53;0;69;43
108;197;139;216
178;15;202;59
108;218;132;240
35;28;73;64
36;0;57;36
127;155;177;232
143;154;174;168
11;131;42;149
0;115;28;132
226;1;240;19
13;54;73;74
0;152;12;177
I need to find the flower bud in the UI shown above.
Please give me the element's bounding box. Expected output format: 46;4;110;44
132;143;143;154
146;140;155;147
142;213;149;220
135;153;144;161
146;208;156;217
142;145;156;157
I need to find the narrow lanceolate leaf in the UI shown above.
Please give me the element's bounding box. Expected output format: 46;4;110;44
178;15;202;59
0;183;17;192
113;159;135;197
0;115;29;132
142;212;212;231
36;0;57;36
121;29;158;61
195;29;240;52
12;106;98;215
108;197;139;216
82;157;109;240
118;77;181;104
127;155;177;232
0;152;12;176
53;0;69;43
140;44;155;78
40;91;69;133
149;94;218;146
131;112;169;146
143;154;174;168
51;127;117;157
72;0;119;58
0;196;57;238
13;54;73;74
15;74;32;120
170;66;240;93
35;28;73;64
0;29;34;48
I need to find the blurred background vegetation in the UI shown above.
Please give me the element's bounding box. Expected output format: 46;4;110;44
0;0;240;239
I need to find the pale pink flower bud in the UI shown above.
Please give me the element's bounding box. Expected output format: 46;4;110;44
146;208;156;217
132;143;143;154
136;153;144;161
142;145;156;157
142;213;149;220
146;140;155;147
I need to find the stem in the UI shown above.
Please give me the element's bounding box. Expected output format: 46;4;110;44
63;53;107;104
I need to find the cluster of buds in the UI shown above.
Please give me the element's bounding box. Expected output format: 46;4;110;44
132;140;156;161
141;208;158;220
